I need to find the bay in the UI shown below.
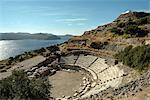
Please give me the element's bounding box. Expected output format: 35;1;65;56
0;37;69;60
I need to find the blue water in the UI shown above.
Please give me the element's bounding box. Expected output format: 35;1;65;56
0;37;69;60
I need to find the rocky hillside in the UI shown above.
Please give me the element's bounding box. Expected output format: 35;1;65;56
83;11;150;37
61;11;150;55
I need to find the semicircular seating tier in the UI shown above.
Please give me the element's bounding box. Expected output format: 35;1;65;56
60;54;124;98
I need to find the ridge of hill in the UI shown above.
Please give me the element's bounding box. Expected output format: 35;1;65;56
0;32;60;40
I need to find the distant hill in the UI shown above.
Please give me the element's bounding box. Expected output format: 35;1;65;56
58;34;73;38
0;32;62;40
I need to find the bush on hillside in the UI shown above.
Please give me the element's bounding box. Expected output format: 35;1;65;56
90;41;108;49
115;17;149;37
110;27;123;35
117;22;125;28
115;45;150;71
124;25;148;37
34;47;46;54
90;42;104;49
136;16;150;25
14;55;21;60
0;70;51;100
46;45;60;53
125;19;136;26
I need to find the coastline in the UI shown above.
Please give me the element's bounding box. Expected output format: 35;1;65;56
0;39;65;73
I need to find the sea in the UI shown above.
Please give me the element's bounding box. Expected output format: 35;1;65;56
0;36;70;61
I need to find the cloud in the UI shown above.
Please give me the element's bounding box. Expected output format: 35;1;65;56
43;12;65;16
66;22;85;26
76;23;85;26
56;18;88;22
137;9;150;13
56;18;87;26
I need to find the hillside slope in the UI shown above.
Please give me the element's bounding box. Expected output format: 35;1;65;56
60;11;150;56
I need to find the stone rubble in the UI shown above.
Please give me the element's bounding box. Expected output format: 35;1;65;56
82;72;150;100
25;66;56;78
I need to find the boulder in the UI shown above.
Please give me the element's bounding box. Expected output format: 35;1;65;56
38;66;50;76
0;65;5;69
0;69;7;73
91;82;97;88
31;67;38;72
27;72;32;76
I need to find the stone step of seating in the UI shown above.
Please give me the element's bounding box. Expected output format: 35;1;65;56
97;66;118;82
82;65;124;98
82;75;124;98
75;55;97;68
74;54;80;64
97;74;124;88
83;73;131;99
60;55;78;65
89;58;109;74
87;57;98;68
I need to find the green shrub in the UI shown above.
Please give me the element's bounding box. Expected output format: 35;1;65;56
34;47;46;54
14;55;21;60
9;57;14;61
0;70;51;100
136;16;150;25
115;45;150;71
124;25;148;37
110;27;119;33
90;41;108;49
125;20;136;26
117;22;125;28
110;28;123;35
46;45;60;52
90;42;103;49
122;34;131;39
125;25;138;35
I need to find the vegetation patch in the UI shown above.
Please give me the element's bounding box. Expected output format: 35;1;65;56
46;45;60;53
110;27;123;35
135;16;150;25
112;16;150;38
115;45;150;71
124;25;148;37
90;41;108;49
0;70;51;100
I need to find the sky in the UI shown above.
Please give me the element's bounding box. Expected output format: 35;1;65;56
0;0;149;35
